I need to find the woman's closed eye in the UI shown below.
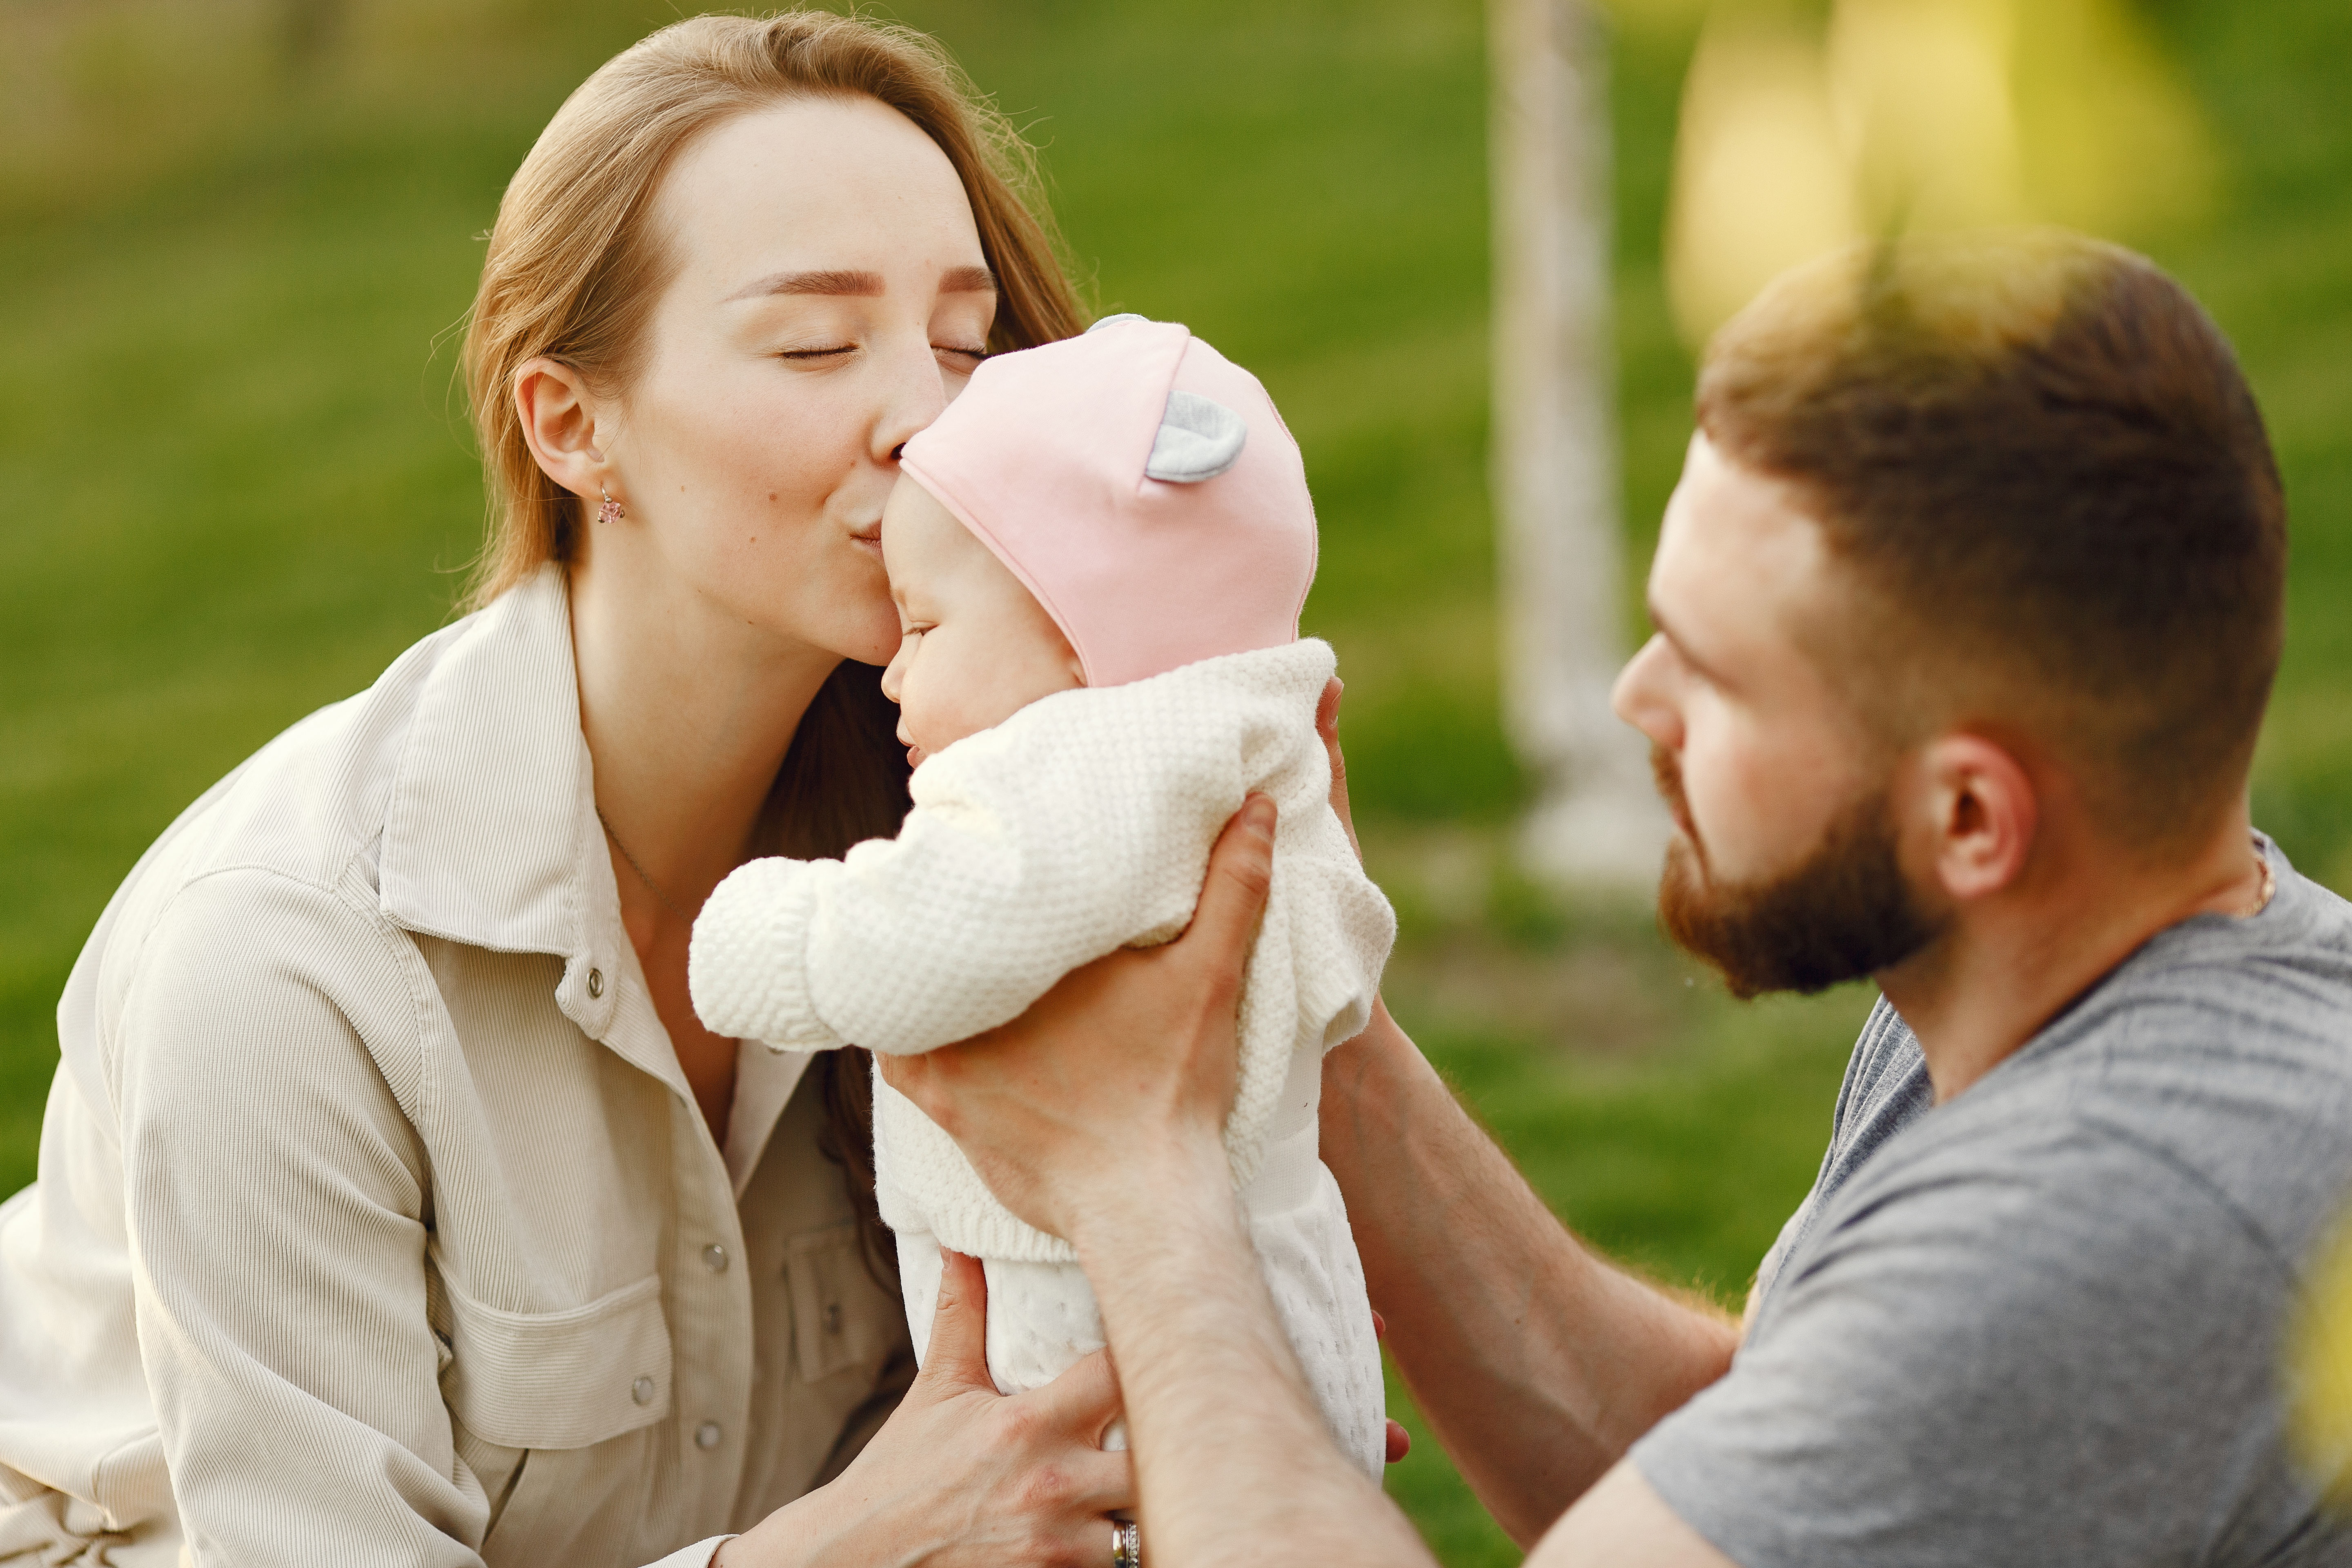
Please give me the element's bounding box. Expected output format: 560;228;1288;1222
773;343;984;369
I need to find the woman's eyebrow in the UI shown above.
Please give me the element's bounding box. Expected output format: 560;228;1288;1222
726;264;998;301
728;267;885;300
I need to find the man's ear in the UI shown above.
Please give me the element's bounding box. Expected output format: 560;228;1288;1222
514;357;611;503
1913;733;2038;903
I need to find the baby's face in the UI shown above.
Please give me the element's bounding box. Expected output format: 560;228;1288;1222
878;477;1084;768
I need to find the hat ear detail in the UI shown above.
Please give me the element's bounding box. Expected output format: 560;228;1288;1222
1145;390;1249;483
1087;312;1152;333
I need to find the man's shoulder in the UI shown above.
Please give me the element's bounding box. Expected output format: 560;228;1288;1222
1900;854;2352;1264
1642;868;2352;1568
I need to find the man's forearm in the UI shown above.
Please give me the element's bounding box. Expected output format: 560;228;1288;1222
1076;1139;1429;1568
1321;1004;1739;1543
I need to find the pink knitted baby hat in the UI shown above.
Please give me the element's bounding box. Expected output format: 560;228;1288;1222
897;316;1318;688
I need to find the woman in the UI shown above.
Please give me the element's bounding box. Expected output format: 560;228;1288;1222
0;14;1135;1566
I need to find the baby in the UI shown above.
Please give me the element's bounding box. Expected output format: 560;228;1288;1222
688;316;1395;1474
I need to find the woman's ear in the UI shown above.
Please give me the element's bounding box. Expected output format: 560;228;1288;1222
1915;733;2039;904
514;357;610;502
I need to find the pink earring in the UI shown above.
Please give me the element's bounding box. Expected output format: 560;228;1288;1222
597;485;625;525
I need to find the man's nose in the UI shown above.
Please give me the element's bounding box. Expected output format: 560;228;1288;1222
1611;634;1681;750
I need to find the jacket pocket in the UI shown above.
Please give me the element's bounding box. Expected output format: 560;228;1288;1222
783;1222;894;1385
439;1271;673;1450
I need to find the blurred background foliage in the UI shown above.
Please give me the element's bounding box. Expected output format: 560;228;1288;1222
2;0;2349;1560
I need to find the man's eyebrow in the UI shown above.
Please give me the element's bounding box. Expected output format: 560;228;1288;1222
726;265;999;302
727;268;885;301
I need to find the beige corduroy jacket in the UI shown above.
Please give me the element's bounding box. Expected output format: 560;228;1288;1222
0;567;911;1568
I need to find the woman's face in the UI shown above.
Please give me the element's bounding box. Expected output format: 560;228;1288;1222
597;95;998;665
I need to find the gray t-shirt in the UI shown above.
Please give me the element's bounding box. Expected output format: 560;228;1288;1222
1633;837;2352;1566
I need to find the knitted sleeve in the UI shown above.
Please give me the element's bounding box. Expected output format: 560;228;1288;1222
688;678;1244;1056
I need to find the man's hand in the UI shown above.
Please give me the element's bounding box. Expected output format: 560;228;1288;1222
879;794;1278;1250
879;695;1738;1565
1317;676;1361;861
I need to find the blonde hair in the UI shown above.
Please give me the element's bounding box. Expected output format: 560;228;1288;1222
460;9;1088;608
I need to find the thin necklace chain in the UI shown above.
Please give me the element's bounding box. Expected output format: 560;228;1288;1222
597;808;695;926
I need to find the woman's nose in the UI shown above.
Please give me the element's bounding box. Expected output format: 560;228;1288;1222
872;334;952;465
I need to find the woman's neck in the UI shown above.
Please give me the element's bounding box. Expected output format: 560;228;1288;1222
567;550;838;1148
569;555;838;905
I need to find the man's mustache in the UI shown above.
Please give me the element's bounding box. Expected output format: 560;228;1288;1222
1650;742;1701;864
1650;742;1686;816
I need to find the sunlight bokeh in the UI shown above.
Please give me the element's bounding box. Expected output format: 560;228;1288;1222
2292;1216;2352;1509
1665;0;2215;345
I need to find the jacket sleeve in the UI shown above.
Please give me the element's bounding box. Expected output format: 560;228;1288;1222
690;695;1239;1056
108;867;495;1567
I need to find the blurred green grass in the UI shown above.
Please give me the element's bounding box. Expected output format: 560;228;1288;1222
3;0;2349;1561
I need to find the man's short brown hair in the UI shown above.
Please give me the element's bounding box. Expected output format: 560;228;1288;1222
1698;231;2287;852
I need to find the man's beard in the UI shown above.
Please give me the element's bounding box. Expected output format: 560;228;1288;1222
1652;745;1946;999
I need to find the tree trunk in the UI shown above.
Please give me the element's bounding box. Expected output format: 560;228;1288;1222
1488;0;1666;889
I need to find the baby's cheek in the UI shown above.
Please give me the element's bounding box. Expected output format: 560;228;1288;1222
902;662;980;756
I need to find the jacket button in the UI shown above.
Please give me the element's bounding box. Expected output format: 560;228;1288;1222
695;1421;722;1450
702;1244;728;1274
631;1376;655;1405
586;968;605;999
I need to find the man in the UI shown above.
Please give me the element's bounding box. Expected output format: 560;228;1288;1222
887;231;2352;1565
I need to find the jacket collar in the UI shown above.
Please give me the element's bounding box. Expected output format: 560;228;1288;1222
376;565;628;1045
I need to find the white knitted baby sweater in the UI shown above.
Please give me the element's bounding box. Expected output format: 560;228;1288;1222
689;637;1396;1265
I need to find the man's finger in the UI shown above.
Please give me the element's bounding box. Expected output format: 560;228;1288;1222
1315;678;1363;861
1317;675;1345;742
876;1049;958;1138
1186;795;1277;976
914;1249;996;1393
